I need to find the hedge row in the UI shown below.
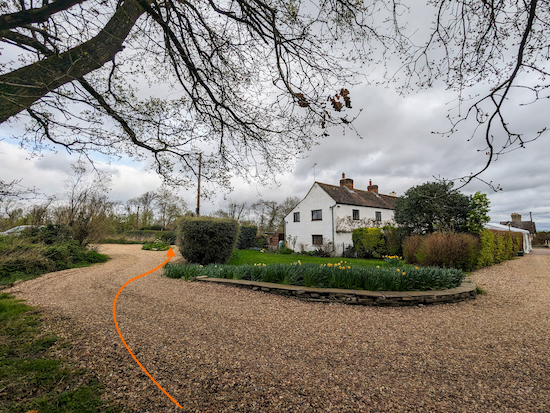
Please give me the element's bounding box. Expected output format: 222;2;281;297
403;229;523;271
177;217;239;265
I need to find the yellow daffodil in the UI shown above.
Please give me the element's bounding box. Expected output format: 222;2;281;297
415;266;419;269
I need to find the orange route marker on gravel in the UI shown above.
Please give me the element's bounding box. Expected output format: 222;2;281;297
112;247;182;409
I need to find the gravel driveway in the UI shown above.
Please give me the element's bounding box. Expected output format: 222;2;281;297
6;245;550;412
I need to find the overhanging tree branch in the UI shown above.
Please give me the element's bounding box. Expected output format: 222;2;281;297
0;0;146;122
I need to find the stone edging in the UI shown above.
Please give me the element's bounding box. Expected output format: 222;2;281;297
195;276;477;306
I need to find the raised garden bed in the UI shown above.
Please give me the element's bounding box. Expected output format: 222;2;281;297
195;277;477;307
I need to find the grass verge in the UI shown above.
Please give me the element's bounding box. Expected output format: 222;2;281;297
228;249;383;266
0;293;122;412
0;235;109;286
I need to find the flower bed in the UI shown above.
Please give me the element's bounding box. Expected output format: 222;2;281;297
164;261;466;292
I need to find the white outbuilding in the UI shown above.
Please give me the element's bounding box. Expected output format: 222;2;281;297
483;223;532;254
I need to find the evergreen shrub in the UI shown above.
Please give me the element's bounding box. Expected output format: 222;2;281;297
352;227;385;258
404;229;523;271
177;217;239;265
236;225;257;249
476;229;495;268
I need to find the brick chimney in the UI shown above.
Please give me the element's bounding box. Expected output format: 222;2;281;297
340;173;354;190
367;179;378;194
511;213;521;222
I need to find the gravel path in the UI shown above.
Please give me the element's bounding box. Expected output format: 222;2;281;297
6;245;550;412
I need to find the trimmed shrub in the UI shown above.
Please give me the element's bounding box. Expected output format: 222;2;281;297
405;229;523;271
352;227;385;258
177;217;239;265
412;232;479;271
476;229;494;268
403;235;423;264
236;225;257;249
382;225;404;256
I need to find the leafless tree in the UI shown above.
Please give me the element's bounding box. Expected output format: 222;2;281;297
53;161;114;245
390;0;550;188
0;0;366;190
1;0;547;189
154;186;186;229
0;178;38;199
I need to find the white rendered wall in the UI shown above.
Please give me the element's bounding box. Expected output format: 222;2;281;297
285;184;395;255
284;184;335;252
332;205;394;255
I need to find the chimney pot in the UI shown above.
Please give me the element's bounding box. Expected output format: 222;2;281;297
340;174;354;190
367;181;379;194
342;173;345;179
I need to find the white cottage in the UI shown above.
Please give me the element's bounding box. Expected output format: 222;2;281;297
284;174;398;256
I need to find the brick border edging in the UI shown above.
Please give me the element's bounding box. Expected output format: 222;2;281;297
195;276;477;306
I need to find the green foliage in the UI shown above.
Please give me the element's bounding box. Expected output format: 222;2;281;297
403;229;523;271
352;227;386;258
142;238;170;251
476;229;495;267
410;232;479;271
165;262;466;291
0;293;120;412
277;247;293;254
382;224;405;256
236;225;258;249
227;248;382;266
255;234;268;249
394;181;471;235
107;230;177;244
533;231;550;246
177;216;239;265
0;234;108;285
383;255;403;267
467;192;491;234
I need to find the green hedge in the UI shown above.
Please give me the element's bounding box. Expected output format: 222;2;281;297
236;225;257;250
403;229;523;271
105;230;177;244
352;227;386;258
177;217;239;265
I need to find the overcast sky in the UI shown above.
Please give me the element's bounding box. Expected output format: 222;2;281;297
2;78;548;230
1;4;549;231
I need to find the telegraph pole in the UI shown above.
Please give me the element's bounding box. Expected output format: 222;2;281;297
196;153;202;216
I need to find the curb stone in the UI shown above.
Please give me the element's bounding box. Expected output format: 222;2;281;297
195;276;477;306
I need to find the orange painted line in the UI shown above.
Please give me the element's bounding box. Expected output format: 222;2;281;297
112;247;182;409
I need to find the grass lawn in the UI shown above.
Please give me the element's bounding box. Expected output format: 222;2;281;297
0;293;121;413
228;249;384;267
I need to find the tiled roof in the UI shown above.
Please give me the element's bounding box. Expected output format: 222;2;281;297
499;221;537;234
316;182;397;210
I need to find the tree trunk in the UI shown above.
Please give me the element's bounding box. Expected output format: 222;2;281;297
0;0;145;123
